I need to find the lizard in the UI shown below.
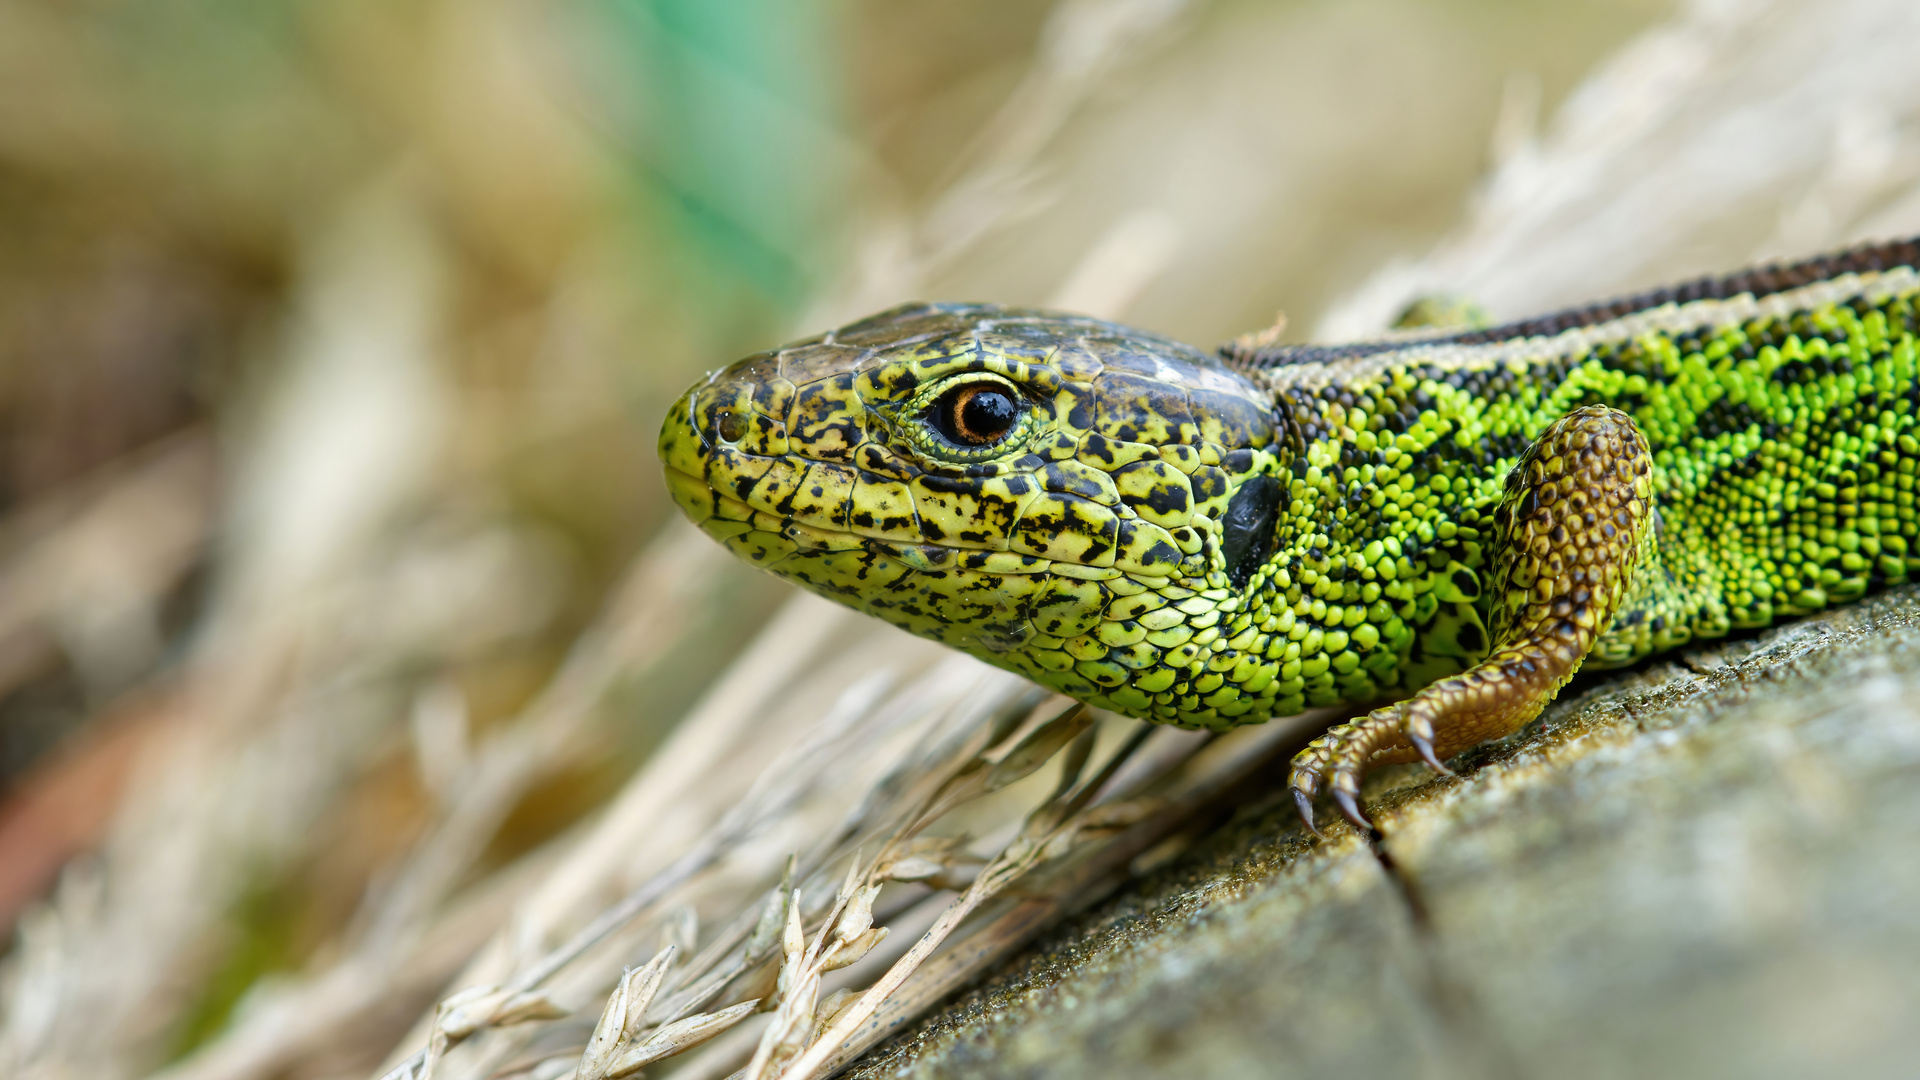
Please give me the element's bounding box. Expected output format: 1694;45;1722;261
657;236;1920;836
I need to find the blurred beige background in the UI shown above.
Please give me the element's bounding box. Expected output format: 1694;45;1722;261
34;0;1913;1076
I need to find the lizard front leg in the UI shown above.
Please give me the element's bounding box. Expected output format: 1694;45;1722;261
1289;405;1656;835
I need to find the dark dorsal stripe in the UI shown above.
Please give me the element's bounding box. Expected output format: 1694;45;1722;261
1222;235;1920;371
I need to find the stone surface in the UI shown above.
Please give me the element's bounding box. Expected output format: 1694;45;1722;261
848;589;1920;1080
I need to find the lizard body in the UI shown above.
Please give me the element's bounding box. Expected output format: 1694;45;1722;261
659;237;1920;832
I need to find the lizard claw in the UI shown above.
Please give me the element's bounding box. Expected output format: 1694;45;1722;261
1408;730;1454;776
1332;788;1373;832
1292;788;1327;840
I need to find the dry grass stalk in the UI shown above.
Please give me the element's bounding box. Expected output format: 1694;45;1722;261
1317;0;1920;340
364;626;1320;1080
405;680;1290;1080
731;708;1111;1080
367;646;1009;1080
524;696;1316;1080
808;716;1327;1076
563;941;760;1080
779;707;1250;1080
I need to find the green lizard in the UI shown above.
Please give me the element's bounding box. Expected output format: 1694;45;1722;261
659;238;1920;836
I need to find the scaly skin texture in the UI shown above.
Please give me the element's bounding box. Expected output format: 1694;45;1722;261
659;238;1920;832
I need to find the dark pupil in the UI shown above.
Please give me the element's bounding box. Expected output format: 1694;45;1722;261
943;385;1017;446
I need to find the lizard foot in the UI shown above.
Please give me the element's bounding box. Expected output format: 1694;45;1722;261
1288;406;1656;834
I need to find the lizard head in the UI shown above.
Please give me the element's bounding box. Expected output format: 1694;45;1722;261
659;301;1287;719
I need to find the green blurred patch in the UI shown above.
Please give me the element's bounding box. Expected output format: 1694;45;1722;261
593;0;852;338
167;869;306;1061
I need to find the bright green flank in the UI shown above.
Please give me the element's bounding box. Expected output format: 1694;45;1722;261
660;239;1920;832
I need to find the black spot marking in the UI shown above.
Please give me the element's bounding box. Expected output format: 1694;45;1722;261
1079;432;1118;464
1093;371;1196;441
1041;462;1107;501
1456;622;1486;654
1139;480;1191;518
1065;387;1097;432
1187;388;1275;448
1450;568;1480;598
1221;474;1282;589
918;473;982;496
1191;466;1230;504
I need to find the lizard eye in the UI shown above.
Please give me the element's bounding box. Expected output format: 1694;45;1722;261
930;382;1020;447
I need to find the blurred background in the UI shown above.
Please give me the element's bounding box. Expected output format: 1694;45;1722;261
12;0;1920;1077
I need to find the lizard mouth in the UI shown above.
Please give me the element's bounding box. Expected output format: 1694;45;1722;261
660;456;1059;577
662;454;1078;658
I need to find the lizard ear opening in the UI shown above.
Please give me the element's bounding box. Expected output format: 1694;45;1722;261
1221;474;1282;588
